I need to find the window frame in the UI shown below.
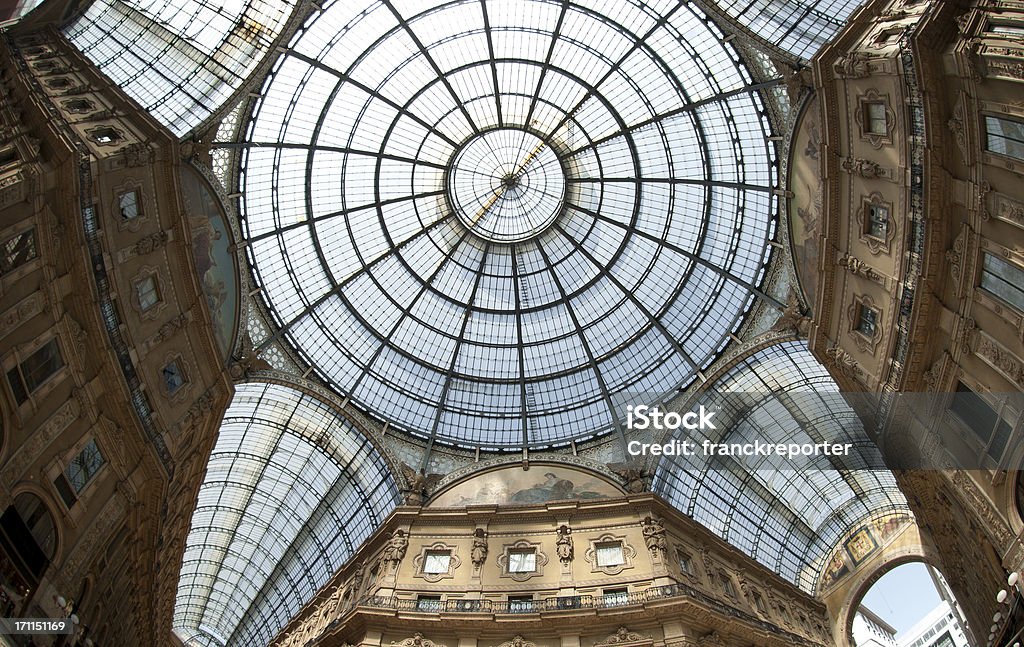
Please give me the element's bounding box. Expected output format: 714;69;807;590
414;542;460;582
0;228;39;277
134;273;161;313
6;337;65;407
980;251;1024;314
506;547;537;573
984;114;1024;162
947;380;1017;468
421;549;452;575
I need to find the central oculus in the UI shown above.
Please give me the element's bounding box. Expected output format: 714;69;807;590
447;128;566;243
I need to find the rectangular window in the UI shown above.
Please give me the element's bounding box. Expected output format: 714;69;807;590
422;549;451;574
856;304;878;337
416;595;441;612
7;338;63;405
508;595;533;613
0;147;18;167
949;382;1012;463
602;588;628;607
54;474;77;508
752;591;767;613
721;573;737;597
985;115;1024;161
162;360;186;395
118;190;141;220
595;541;624;567
864;102;887;135
990;22;1024;37
981;252;1024;312
507;548;536;573
866;205;889;239
135;275;159;311
0;229;38;275
679;551;693;575
90;127;120;145
65;439;105;493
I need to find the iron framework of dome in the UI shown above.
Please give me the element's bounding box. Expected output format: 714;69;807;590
238;0;780;450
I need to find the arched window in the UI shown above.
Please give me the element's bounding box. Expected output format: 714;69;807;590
0;492;57;585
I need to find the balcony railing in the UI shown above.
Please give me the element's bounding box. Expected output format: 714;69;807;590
345;583;824;647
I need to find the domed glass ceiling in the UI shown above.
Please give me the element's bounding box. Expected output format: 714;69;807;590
240;0;778;449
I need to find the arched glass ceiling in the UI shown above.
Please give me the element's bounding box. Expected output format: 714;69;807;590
63;0;298;136
653;340;910;593
708;0;864;60
173;382;401;647
239;0;779;450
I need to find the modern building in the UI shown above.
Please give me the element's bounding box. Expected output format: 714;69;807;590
0;0;1021;646
900;601;971;647
853;607;898;647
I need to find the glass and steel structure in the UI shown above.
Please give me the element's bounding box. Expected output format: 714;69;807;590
654;341;910;592
63;0;298;136
173;382;401;647
238;0;779;450
707;0;865;60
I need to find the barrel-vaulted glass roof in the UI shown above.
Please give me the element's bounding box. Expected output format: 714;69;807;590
239;0;779;450
173;382;401;647
710;0;865;60
654;341;910;593
63;0;298;136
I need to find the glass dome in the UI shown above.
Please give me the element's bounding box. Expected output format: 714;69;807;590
240;0;778;449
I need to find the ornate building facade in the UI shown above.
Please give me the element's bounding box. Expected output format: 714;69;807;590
0;0;1019;645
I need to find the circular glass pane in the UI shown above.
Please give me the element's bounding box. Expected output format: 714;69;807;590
240;0;777;449
448;128;565;243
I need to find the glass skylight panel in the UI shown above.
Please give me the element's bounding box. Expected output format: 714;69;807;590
64;0;297;136
173;383;400;646
238;0;776;449
654;341;910;592
707;0;862;60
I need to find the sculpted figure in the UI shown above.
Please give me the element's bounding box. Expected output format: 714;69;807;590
471;528;488;568
555;524;574;564
641;516;668;557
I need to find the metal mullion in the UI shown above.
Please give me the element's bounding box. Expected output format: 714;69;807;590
523;0;570;129
216;140;449;171
532;240;628;450
567;177;773;192
382;0;481;135
479;0;503;127
420;243;492;468
348;229;473;398
283;48;462;149
551;221;700;373
254;214;455;353
511;242;530;449
192;387;293;633
566;202;782;309
245;189;445;245
562;80;782;158
541;2;685;143
226;438;388;646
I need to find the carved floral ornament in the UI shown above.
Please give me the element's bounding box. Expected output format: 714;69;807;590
595;627;653;646
825;344;862;379
392;634;447;647
833;51;872;78
493;636;537;647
